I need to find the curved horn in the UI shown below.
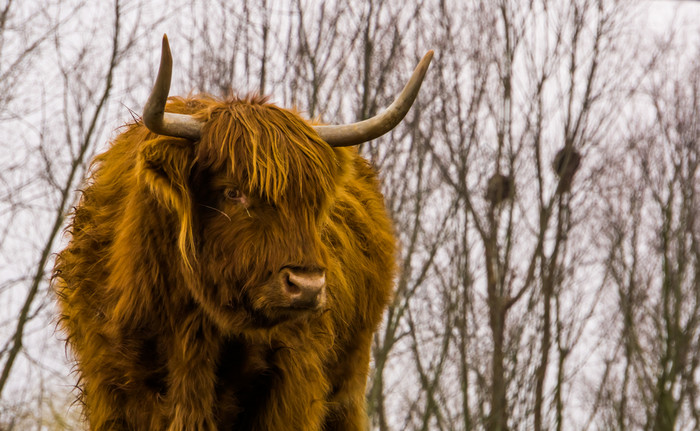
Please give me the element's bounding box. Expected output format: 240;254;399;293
143;35;203;140
314;50;434;148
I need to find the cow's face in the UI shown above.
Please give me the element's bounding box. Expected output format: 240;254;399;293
139;97;351;330
137;36;430;332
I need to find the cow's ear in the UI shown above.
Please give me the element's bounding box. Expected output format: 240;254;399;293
138;138;194;208
137;138;196;267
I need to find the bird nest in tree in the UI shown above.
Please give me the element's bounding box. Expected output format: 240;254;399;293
485;173;515;206
553;147;581;194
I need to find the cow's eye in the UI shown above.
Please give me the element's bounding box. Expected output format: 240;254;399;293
224;188;243;201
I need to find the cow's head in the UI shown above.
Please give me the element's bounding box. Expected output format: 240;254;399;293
138;35;432;331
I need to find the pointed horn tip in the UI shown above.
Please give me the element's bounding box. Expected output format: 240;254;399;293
420;50;434;68
160;34;172;62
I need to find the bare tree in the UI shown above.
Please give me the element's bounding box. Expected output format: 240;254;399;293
420;1;637;430
0;0;161;427
598;45;700;431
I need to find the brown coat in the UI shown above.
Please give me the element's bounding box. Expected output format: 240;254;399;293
53;95;395;430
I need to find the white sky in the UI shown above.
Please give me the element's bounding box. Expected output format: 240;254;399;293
646;1;700;37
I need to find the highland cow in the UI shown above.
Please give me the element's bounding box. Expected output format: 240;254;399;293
53;35;432;431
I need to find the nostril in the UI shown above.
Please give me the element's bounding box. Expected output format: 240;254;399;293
284;273;302;296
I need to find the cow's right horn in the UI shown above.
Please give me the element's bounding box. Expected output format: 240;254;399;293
143;35;203;141
313;50;434;148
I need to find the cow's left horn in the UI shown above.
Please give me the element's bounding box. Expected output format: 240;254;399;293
143;35;203;140
313;50;434;148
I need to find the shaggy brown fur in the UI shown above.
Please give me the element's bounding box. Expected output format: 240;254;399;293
53;95;396;430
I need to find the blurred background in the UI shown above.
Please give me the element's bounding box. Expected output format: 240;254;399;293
1;0;699;429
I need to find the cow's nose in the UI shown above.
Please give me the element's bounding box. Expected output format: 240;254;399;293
282;268;326;308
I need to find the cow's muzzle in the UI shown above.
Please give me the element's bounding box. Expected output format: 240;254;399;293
279;267;327;310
